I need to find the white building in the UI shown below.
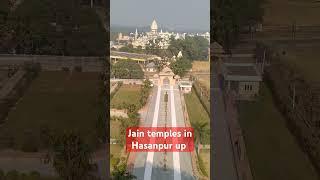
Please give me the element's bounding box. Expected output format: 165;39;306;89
178;81;193;94
131;19;184;50
115;19;209;50
145;62;157;72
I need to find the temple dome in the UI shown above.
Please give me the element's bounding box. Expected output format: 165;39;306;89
151;20;158;32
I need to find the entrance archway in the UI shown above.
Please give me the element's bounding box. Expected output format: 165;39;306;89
163;77;170;85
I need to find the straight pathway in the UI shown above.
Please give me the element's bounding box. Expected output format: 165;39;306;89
133;85;194;180
211;73;238;180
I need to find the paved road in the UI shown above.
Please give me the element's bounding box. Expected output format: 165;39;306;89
211;74;238;180
133;85;194;180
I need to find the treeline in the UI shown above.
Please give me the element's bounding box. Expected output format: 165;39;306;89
212;0;264;51
115;36;209;61
168;36;209;60
0;0;107;56
0;170;56;180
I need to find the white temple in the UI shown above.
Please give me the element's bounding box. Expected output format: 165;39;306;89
115;19;210;50
130;19;176;49
151;19;158;34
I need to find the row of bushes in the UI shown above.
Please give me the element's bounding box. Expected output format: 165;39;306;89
0;169;52;180
265;60;320;176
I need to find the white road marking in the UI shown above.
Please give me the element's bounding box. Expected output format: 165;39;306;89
144;86;161;180
170;85;181;180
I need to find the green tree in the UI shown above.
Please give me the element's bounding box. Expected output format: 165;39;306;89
191;121;209;154
212;0;264;52
5;170;19;180
168;36;209;60
111;162;136;180
170;58;192;77
0;0;107;55
45;131;97;180
110;156;120;169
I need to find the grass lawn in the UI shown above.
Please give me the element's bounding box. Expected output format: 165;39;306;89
110;144;123;172
199;149;210;178
239;84;318;180
185;89;210;124
110;119;121;139
110;84;141;109
197;75;210;91
0;71;102;150
184;89;210;144
110;144;122;159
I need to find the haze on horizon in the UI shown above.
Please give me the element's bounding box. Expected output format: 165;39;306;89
110;0;210;32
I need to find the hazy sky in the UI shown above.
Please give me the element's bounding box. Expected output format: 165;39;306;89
110;0;210;31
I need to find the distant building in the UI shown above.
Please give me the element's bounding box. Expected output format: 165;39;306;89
222;63;262;100
145;62;157;72
151;19;158;34
177;51;183;59
114;19;210;50
117;32;130;42
178;80;192;94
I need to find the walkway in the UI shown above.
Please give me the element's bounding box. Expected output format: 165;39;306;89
211;73;238;180
133;85;194;180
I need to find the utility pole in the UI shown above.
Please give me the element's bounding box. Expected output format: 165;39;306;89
91;0;93;8
292;82;296;110
261;48;266;74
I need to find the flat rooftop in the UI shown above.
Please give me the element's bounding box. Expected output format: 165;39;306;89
179;81;192;87
110;51;161;61
223;63;262;81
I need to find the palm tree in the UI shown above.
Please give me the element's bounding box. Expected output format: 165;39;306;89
191;121;209;155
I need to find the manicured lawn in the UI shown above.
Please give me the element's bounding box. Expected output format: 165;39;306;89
110;144;122;159
185;89;210;124
110;84;141;109
239;84;318;180
199;149;210;178
184;89;210;144
110;144;123;172
110;119;121;139
0;71;102;150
